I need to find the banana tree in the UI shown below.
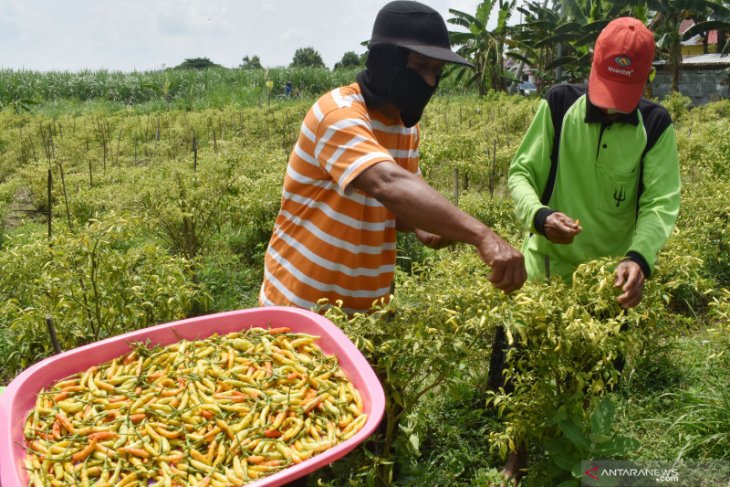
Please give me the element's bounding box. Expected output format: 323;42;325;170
509;0;648;90
678;0;730;55
507;1;563;91
649;0;730;93
447;0;517;95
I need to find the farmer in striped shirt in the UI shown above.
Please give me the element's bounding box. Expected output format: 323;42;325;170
260;1;526;315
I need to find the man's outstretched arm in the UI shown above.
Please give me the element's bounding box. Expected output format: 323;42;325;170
351;160;527;293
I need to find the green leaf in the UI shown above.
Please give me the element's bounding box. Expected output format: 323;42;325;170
594;436;640;457
551;407;569;424
535;32;581;48
409;434;420;452
555;22;582;34
590;433;612;444
545;437;578;472
546;56;581;70
657;33;671;50
591;397;615;437
571;461;585;479
391;389;404;408
559;419;591;452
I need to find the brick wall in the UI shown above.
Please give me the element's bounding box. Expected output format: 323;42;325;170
652;67;730;105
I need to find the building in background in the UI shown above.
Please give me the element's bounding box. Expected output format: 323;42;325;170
652;20;730;105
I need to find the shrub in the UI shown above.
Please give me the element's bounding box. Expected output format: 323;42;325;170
0;216;202;381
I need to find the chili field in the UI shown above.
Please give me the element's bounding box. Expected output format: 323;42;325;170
0;78;728;486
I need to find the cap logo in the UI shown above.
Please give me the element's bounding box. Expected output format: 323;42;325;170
608;55;634;77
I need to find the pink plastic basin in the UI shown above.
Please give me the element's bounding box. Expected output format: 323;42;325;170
0;307;385;486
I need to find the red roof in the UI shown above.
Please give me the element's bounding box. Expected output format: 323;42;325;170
679;19;719;45
679;19;695;34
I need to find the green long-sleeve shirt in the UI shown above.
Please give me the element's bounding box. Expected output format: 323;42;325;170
508;84;680;280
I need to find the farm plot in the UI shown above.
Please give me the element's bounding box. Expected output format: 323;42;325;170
0;93;728;486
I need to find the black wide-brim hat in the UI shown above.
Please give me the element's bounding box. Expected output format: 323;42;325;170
369;0;475;68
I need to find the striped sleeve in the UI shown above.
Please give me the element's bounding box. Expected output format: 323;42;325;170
313;101;394;191
260;83;420;314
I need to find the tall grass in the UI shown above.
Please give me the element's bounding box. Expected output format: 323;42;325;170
0;66;478;113
0;67;359;109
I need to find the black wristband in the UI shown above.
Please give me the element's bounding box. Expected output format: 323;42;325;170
625;251;650;278
534;207;557;236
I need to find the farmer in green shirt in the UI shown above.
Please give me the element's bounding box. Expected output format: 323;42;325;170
496;17;681;482
509;17;680;305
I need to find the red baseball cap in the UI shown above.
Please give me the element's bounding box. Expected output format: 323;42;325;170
588;17;655;113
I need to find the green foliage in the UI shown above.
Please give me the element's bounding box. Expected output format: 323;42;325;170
509;0;648;90
486;261;658;456
662;382;730;461
614;316;730;470
542;398;640;485
395;232;430;274
0;85;727;487
173;57;222;70
137;168;234;260
406;380;504;485
240;55;263;70
0;66;470;115
313;251;722;486
650;0;730;92
661;91;693;122
323;254;511;484
195;249;261;312
709;288;730;330
0;97;39;114
0;218;202;382
447;0;516;95
290;47;326;69
334;51;365;71
0;68;360;110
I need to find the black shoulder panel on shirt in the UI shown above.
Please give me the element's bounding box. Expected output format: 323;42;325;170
540;84;585;205
544;84;585;132
637;98;673;155
635;99;673;217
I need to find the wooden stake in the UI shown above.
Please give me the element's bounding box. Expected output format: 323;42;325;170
47;168;52;240
193;135;198;172
453;167;459;207
45;316;62;355
59;163;72;231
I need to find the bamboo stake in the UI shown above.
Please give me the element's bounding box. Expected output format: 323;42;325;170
59;163;72;231
453;167;459;207
45;316;62;355
193;135;198;172
47;168;52;240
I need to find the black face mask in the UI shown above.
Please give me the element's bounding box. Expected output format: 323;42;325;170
357;45;437;127
357;44;405;109
390;67;438;127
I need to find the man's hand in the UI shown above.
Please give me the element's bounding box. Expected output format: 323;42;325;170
614;260;645;308
475;232;527;294
544;212;582;244
414;229;451;249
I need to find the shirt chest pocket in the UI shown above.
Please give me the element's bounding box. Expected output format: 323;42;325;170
594;164;640;215
594;128;643;215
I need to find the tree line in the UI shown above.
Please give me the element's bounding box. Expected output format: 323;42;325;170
180;0;730;98
175;48;365;73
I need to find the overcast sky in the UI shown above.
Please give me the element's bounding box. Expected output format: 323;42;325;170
1;0;487;72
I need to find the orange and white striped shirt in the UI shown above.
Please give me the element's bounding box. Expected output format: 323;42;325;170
260;82;420;314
